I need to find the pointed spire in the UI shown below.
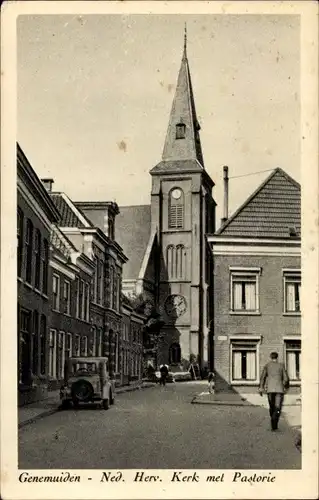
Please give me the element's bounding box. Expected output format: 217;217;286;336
161;28;204;167
183;23;187;59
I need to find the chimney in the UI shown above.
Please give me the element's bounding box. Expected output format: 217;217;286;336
221;166;229;225
41;178;54;192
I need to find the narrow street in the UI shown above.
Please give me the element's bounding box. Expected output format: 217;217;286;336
19;383;300;470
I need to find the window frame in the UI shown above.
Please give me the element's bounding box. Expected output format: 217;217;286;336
34;229;41;290
17;208;24;278
284;337;301;384
52;274;60;312
230;336;261;385
25;219;33;284
229;267;261;315
283;270;301;315
175;122;186;139
42;239;49;295
168;188;184;230
49;329;57;378
63;280;71;315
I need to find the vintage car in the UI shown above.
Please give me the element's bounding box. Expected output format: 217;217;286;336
60;357;115;410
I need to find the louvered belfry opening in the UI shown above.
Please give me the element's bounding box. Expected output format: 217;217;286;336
169;189;184;229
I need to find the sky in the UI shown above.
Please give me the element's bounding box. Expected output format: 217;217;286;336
17;14;300;225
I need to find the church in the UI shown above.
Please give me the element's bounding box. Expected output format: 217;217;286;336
116;34;216;371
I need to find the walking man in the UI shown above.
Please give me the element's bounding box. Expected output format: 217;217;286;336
259;352;290;431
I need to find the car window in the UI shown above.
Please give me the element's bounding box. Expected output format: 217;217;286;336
73;362;98;376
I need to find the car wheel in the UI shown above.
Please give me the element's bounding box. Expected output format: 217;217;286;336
102;399;109;410
71;380;94;403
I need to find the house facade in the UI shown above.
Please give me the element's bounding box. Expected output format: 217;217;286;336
47;190;128;383
17;144;60;405
48;225;95;390
208;168;301;393
121;294;144;386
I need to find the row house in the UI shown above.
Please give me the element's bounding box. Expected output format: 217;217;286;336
208;167;301;394
46;190;128;382
17;144;60;405
47;224;95;389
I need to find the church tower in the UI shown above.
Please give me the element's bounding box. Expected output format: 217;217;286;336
150;30;216;370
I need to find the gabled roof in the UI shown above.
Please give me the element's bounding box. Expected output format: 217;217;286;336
115;205;151;280
50;192;93;228
216;168;301;239
150;39;204;174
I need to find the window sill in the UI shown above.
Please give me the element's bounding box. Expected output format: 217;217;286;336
229;311;261;316
231;380;259;386
283;312;301;317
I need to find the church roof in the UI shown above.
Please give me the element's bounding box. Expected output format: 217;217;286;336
216;168;301;239
150;34;204;173
115;205;151;280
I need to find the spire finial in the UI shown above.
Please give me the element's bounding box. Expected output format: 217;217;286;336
183;23;187;58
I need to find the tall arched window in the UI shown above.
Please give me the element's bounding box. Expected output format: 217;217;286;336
169;188;184;229
167;245;174;278
176;244;185;279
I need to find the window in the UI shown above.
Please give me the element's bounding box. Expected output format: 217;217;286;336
98;329;103;356
78;279;84;319
176;245;185;279
25;219;33;284
81;280;86;320
96;259;101;305
91;327;96;356
17;208;24;277
76;278;80;318
34;229;41;290
49;330;57;378
176;123;186;139
63;280;71;315
93;256;98;303
230;269;260;313
57;332;65;379
169;343;181;364
285;340;301;381
110;267;115;309
39;315;46;375
284;272;301;313
32;310;39;375
81;336;88;356
20;310;32;384
166;244;186;279
169;188;184;229
99;260;104;305
52;274;60;311
65;333;72;361
231;341;259;382
115;333;119;373
85;282;90;321
74;334;80;356
42;239;49;294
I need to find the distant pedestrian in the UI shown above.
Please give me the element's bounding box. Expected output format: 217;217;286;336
159;364;169;386
208;371;215;394
259;352;290;431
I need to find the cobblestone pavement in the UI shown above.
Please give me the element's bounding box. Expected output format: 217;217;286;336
19;382;301;469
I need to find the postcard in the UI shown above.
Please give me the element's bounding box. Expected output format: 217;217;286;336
1;1;318;499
